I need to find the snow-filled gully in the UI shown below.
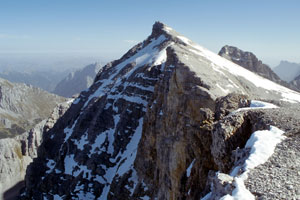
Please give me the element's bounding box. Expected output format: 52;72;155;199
202;100;285;200
220;126;285;200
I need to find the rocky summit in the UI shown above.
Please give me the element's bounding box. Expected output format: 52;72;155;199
218;45;299;91
20;22;300;200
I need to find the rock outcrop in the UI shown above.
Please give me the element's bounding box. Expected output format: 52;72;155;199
20;22;300;200
0;78;66;139
0;100;72;200
218;45;298;91
53;63;102;97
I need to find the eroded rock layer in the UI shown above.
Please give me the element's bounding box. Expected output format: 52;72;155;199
20;22;300;200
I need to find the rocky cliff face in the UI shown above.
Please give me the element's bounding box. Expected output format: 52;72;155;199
53;63;102;97
0;100;72;200
218;45;298;91
0;78;66;139
20;22;300;200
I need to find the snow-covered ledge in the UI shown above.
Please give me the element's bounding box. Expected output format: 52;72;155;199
230;100;278;116
220;126;286;200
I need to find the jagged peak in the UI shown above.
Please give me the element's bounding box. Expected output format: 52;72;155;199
150;21;176;39
219;45;256;58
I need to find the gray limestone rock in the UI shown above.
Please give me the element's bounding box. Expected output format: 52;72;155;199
0;100;71;200
19;22;300;200
219;45;299;91
0;78;66;139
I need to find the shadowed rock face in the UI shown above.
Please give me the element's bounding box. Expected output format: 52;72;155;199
218;45;299;91
20;22;300;200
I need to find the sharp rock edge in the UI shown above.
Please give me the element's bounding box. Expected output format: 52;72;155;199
20;22;300;200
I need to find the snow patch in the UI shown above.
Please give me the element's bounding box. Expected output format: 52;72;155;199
201;192;212;200
216;83;230;94
74;132;88;151
243;126;285;170
84;35;167;109
231;100;278;115
64;154;91;178
177;35;191;44
184;40;300;103
45;159;56;173
98;117;144;199
53;194;63;200
186;159;195;177
222;126;285;200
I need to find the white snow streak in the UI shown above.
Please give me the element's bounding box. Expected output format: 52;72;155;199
83;35;167;109
186;159;195;177
231;100;278;115
222;126;285;200
177;34;300;103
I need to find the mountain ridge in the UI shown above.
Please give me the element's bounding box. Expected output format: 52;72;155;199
218;45;299;91
0;77;66;139
20;22;300;200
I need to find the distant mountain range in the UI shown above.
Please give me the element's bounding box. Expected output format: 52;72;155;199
53;63;102;97
273;61;300;82
0;62;102;98
0;69;72;92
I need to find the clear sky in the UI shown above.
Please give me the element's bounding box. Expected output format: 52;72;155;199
1;0;300;67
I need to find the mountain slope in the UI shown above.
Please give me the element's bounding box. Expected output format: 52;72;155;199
21;22;300;200
0;78;66;138
0;100;71;199
273;60;300;82
218;45;298;91
53;63;102;97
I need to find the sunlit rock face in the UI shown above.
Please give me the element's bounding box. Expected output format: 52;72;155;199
218;45;299;91
0;100;71;200
0;78;66;139
20;22;300;200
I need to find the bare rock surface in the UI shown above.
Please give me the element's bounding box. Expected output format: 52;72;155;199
0;100;72;200
19;22;300;200
219;45;299;91
0;78;66;139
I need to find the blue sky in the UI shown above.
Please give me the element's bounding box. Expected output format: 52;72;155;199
1;0;300;66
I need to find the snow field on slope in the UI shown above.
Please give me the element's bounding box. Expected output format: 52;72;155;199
82;34;168;110
176;35;300;103
230;100;278;115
